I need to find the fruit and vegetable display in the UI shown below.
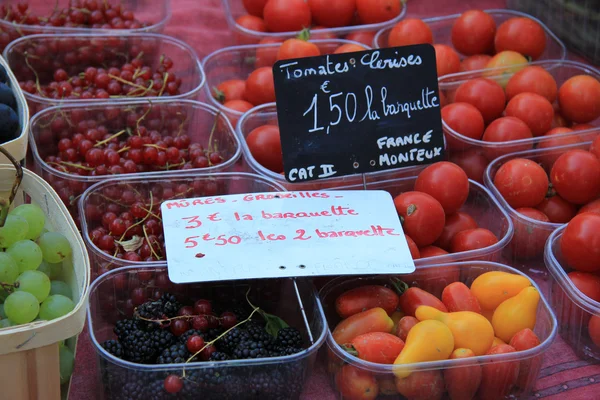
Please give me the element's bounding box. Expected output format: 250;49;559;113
326;270;547;400
30;101;237;217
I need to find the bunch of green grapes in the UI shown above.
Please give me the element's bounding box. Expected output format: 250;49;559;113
0;203;75;329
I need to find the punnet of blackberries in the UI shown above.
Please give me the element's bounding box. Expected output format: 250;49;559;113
100;290;306;395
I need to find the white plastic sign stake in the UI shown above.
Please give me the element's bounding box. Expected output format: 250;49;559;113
161;190;415;283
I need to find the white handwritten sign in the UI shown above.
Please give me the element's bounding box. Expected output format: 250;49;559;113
273;44;444;182
161;190;415;283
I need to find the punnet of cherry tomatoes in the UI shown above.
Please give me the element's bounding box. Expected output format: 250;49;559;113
320;263;556;400
375;10;566;75
204;34;368;125
545;213;600;362
441;60;600;183
224;0;406;44
485;140;600;264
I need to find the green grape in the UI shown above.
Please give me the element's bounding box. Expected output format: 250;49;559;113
39;295;74;321
0;303;5;318
0;252;19;284
37;232;72;264
4;291;39;325
6;240;43;273
16;270;51;302
59;345;74;384
10;204;46;240
0;319;13;328
50;280;72;299
37;260;63;280
0;215;29;248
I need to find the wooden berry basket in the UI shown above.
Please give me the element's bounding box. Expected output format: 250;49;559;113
0;164;90;399
0;54;29;164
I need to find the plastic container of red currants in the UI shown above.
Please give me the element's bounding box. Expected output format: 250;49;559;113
221;0;406;45
29;99;241;219
87;264;327;400
484;142;598;278
236;104;425;191
373;9;566;62
202;39;370;126
3;32;204;115
336;173;513;267
0;54;29;163
320;262;557;400
0;0;171;53
78;172;286;280
545;226;600;362
439;60;600;182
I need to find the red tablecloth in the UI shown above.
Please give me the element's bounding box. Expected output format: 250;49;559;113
67;1;600;399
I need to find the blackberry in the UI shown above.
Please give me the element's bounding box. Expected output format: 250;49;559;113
275;327;303;348
136;300;166;320
149;329;176;352
205;327;225;342
121;330;158;364
230;305;251;321
194;367;237;399
156;343;190;364
208;351;231;361
101;340;124;359
245;323;274;345
233;339;270;359
159;293;182;317
147;379;179;400
179;329;205;344
118;379;148;400
218;327;250;354
114;319;140;341
269;346;303;357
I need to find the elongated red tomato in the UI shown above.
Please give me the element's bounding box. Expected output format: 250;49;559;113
333;307;394;344
445;348;482;400
509;329;542;389
335;285;400;318
348;332;405;364
335;365;379;400
442;282;481;313
399;287;447;317
395;316;418;341
478;344;520;400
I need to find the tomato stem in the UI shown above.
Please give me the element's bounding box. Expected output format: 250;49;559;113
341;343;359;357
389;277;409;295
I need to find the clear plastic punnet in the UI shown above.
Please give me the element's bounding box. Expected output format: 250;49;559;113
87;264;326;400
320;262;557;400
545;226;600;362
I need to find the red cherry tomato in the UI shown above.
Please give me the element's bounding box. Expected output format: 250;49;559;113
494;17;547;60
255;38;283;68
244;67;276;105
536;195;578;223
334;43;368;54
451;9;496;56
236;14;267;33
242;0;268;17
558;75;600;124
455;78;506;123
550;149;600;205
589;316;600;348
505;92;554;136
578;198;600;215
442;103;485;150
493;158;549;208
551;111;570;129
387;18;433;47
510;207;551;260
309;26;338;41
395;316;418;341
481;116;533;161
308;0;356;28
214;79;246;103
393;192;446;247
442;282;482;313
450;228;499;253
418;245;448;258
414;161;470;215
398;287;448;317
460;54;492;72
433;44;461;77
335;365;379;400
505;66;558;102
335;285;400;318
345;31;376;47
560;212;600;273
568;271;600;302
405;234;420;260
435;211;479;251
263;0;311;32
478;344;520;400
356;0;402;24
590;135;600;159
276;38;320;61
509;329;542;389
537;127;580;168
246;125;283;173
572;123;596;131
222;100;254;125
449;148;488;183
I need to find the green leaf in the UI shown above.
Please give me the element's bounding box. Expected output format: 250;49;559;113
259;310;289;337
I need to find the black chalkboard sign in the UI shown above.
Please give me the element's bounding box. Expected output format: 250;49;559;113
273;44;444;183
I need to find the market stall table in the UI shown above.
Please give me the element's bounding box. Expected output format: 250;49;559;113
60;0;600;399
